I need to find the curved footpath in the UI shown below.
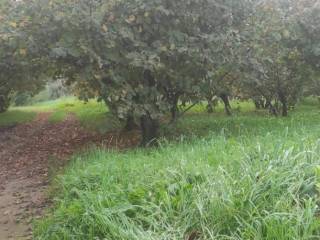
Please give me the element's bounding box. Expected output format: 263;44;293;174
0;112;140;239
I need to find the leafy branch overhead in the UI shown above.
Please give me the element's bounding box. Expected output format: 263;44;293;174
0;0;319;145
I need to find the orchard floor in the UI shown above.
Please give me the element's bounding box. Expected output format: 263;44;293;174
1;99;320;239
0;112;139;239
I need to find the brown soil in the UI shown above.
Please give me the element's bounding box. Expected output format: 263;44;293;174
0;113;140;239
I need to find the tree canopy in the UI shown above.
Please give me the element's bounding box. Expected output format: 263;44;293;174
1;0;319;145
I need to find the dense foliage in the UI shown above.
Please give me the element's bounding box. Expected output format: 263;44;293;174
298;0;320;69
1;0;319;144
240;1;309;116
0;0;50;112
96;0;250;144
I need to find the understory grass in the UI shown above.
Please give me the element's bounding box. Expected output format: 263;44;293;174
10;97;120;132
34;100;320;240
0;110;36;127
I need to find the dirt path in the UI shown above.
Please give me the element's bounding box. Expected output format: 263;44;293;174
0;113;139;239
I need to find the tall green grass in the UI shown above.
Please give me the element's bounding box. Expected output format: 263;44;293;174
35;102;320;240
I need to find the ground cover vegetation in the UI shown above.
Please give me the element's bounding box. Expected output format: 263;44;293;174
34;100;320;240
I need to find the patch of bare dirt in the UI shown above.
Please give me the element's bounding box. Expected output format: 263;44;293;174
0;112;140;239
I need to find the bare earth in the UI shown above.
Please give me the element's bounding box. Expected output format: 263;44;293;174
0;113;139;239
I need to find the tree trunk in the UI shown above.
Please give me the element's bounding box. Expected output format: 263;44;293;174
220;94;232;116
269;103;278;116
170;106;178;123
254;100;261;110
124;115;137;131
207;101;214;113
264;99;271;109
140;114;159;147
274;100;280;112
259;99;265;109
170;96;179;123
0;94;10;113
282;102;288;117
207;97;218;113
279;97;288;117
278;92;288;117
253;97;264;110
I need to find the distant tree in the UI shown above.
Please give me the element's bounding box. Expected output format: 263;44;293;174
296;1;320;101
0;0;49;112
240;1;308;116
303;70;320;101
295;0;320;69
201;32;240;116
200;1;252;116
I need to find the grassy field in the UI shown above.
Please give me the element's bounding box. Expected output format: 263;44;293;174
32;99;320;239
0;98;120;132
0;110;36;127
